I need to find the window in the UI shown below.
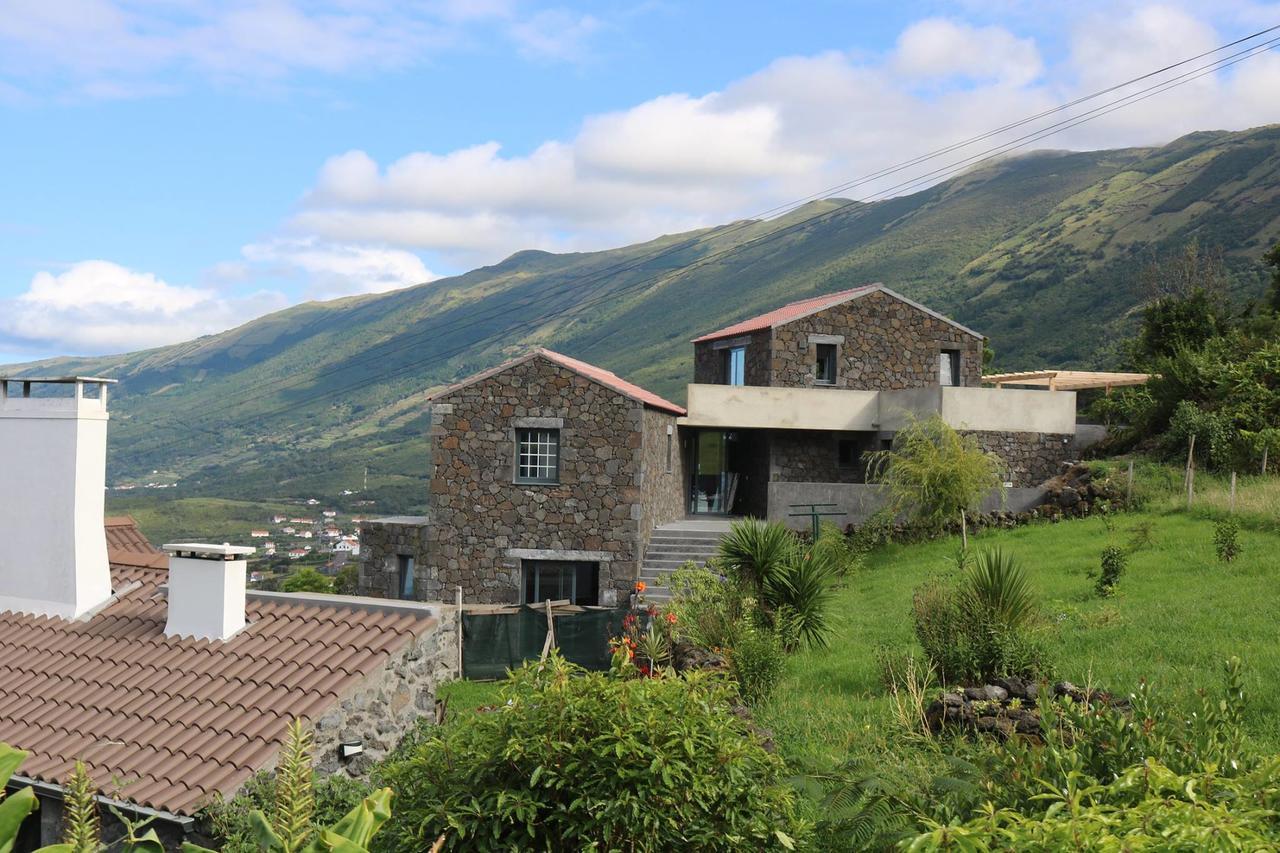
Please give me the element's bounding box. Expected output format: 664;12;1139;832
722;346;745;386
516;428;560;484
665;428;673;473
523;560;599;605
815;343;837;385
837;438;858;468
397;555;415;599
939;349;961;387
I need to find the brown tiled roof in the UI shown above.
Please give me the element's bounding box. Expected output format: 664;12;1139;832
690;283;983;343
0;563;437;816
431;348;686;415
104;516;167;569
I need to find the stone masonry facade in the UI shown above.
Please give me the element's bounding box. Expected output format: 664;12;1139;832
970;431;1077;488
359;354;682;605
313;608;458;776
692;328;772;385
770;290;983;390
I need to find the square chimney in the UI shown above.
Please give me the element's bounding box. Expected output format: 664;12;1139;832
163;543;255;641
0;376;116;619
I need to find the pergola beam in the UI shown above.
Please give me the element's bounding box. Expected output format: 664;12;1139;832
983;370;1151;392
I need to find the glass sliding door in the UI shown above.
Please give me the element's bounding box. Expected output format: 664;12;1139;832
690;430;740;514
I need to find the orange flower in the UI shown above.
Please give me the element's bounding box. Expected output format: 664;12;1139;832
665;612;677;624
635;581;646;593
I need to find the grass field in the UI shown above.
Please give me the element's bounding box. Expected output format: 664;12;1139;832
429;466;1280;789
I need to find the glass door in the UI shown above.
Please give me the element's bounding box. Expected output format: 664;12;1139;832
690;430;739;514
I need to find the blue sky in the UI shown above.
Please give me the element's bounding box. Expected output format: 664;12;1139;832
2;1;1278;363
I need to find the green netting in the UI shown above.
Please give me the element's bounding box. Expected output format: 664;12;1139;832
461;606;626;680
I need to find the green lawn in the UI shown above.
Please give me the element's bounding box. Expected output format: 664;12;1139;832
757;498;1280;772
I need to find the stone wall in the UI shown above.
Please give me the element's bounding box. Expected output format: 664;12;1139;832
970;430;1076;488
404;354;661;605
770;290;983;390
313;608;457;777
639;407;686;552
770;429;874;484
358;517;433;599
692;329;772;385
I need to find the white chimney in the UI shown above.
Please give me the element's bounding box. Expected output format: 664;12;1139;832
0;377;116;619
163;543;255;641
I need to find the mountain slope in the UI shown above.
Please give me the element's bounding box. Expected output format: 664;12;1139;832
14;125;1280;511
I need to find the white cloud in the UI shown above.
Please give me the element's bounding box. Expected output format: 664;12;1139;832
894;18;1043;85
0;261;286;354
0;1;605;95
284;4;1280;267
241;239;437;299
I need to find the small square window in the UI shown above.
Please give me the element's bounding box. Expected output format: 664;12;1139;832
397;555;415;599
815;343;837;385
837;438;858;468
516;428;560;484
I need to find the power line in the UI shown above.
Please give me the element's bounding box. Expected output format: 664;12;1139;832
112;31;1280;469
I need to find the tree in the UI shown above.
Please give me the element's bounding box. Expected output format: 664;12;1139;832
1265;241;1280;312
280;568;333;594
867;415;1001;536
333;564;359;595
1131;241;1231;364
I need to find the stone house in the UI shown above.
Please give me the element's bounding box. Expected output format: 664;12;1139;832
360;284;1104;605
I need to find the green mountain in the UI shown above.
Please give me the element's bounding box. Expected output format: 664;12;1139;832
14;125;1280;517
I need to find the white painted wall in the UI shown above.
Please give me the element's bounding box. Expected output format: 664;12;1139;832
163;543;255;641
0;389;112;619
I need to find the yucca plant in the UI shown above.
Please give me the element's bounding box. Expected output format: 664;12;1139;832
717;518;797;589
960;547;1037;630
763;550;838;650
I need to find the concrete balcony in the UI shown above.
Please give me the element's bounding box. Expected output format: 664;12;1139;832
680;383;1077;435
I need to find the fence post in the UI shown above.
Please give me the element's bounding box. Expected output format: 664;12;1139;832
1185;435;1196;510
1264;447;1270;476
1230;471;1237;514
539;599;556;661
1126;459;1134;504
455;586;463;676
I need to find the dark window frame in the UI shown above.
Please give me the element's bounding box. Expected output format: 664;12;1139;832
515;427;561;485
523;560;600;606
396;554;415;599
939;349;961;387
815;343;838;385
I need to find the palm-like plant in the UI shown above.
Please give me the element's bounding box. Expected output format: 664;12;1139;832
763;549;838;650
960;547;1036;630
718;517;797;588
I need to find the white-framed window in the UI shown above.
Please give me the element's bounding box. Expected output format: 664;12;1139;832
723;346;746;386
516;428;560;484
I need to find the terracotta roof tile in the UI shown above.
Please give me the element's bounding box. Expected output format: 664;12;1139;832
430;348;686;416
0;555;438;816
691;285;879;343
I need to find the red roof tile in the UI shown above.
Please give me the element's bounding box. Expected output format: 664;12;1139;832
0;559;438;816
431;348;685;415
691;285;880;343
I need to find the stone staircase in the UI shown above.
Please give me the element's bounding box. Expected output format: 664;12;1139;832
639;519;732;604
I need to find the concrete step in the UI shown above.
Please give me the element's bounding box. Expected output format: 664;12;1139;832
646;541;719;553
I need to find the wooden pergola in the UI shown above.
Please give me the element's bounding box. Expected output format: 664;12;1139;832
982;370;1151;393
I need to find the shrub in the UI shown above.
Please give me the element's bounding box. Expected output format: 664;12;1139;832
664;561;748;651
375;653;806;851
730;623;786;704
762;547;838;650
281;567;333;593
813;521;863;576
911;549;1047;683
1215;517;1242;562
866;415;1002;533
1096;546;1127;596
718;517;797;589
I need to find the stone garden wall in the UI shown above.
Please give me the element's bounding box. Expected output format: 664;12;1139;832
770;290;984;390
970;430;1076;488
639;407;686;553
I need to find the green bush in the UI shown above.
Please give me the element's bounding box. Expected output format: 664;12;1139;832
664;561;748;651
1095;545;1127;597
1215;517;1243;562
374;654;806;851
718;517;798;589
866;415;1002;533
911;549;1047;683
280;567;333;593
202;770;372;852
730;623;785;705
